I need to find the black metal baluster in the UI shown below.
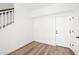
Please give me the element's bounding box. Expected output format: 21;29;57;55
6;11;9;25
0;13;1;29
10;11;12;24
12;9;14;23
3;12;5;28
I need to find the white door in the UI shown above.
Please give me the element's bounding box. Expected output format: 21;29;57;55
56;16;70;47
70;15;79;54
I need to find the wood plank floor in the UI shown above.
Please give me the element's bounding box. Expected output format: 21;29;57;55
8;41;75;55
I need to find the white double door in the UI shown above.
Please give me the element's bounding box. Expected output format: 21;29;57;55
55;15;79;54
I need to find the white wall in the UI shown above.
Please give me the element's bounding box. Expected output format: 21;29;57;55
0;3;33;54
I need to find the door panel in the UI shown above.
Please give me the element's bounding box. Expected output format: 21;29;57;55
56;16;70;47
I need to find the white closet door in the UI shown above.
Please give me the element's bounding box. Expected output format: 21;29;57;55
56;16;70;47
70;16;79;54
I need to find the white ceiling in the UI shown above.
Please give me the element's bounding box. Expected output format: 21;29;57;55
0;3;79;12
0;3;53;11
0;3;13;10
24;3;79;11
25;3;54;11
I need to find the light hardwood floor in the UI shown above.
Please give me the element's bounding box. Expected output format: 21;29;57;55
8;41;75;55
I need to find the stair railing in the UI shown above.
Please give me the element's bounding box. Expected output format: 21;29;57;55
0;8;14;29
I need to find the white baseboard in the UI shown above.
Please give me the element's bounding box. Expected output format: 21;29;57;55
33;40;56;46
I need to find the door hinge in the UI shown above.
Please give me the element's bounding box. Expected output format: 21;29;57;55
70;43;74;46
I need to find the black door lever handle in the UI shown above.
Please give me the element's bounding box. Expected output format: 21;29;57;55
76;36;79;38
